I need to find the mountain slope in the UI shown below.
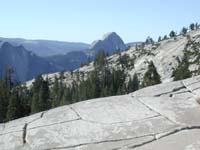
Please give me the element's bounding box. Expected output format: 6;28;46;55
0;42;62;81
0;37;90;57
46;51;88;71
27;29;200;88
2;75;200;150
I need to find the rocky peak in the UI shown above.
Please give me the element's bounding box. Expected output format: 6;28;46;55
1;42;13;49
90;32;127;55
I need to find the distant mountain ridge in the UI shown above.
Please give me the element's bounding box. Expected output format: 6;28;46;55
0;42;62;81
0;37;90;57
0;32;127;57
0;32;128;81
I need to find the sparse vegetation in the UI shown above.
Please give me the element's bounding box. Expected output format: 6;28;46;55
141;61;161;88
181;27;188;35
169;30;176;38
172;52;191;81
190;23;195;31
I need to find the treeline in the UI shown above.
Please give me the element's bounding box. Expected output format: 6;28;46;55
0;50;140;123
146;22;200;44
0;50;163;123
48;50;140;107
0;67;31;122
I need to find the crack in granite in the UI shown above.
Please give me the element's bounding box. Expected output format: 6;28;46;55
129;126;200;149
44;134;155;150
134;96;181;126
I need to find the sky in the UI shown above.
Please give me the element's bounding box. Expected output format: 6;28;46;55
0;0;200;43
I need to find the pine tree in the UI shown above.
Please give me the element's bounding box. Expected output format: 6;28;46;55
6;89;20;121
31;75;43;114
101;86;110;97
38;79;50;111
61;86;71;105
3;65;14;91
127;74;139;93
90;70;101;98
119;54;129;69
189;23;195;30
94;49;107;68
132;74;139;92
172;52;191;81
18;85;31;117
0;80;6;122
71;81;79;103
117;86;122;95
181;27;188;35
51;76;60;108
158;36;162;42
0;66;15;122
142;61;161;87
169;30;176;38
0;95;6;122
145;36;154;44
163;35;168;40
31;89;40;114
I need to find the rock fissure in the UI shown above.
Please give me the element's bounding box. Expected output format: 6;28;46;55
22;123;28;145
24;111;47;146
81;115;161;125
44;134;155;150
154;86;187;97
134;96;181;126
183;79;200;87
182;81;194;94
45;126;200;150
28;118;81;131
69;106;82;119
129;126;200;149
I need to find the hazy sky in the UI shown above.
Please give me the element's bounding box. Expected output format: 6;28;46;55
0;0;200;43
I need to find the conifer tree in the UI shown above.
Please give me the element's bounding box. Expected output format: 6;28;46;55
31;92;39;114
3;65;14;91
189;23;195;30
145;36;154;44
142;61;161;87
51;76;60;108
163;35;168;40
172;53;191;81
181;27;188;35
0;95;6;122
6;89;20;121
101;86;110;97
127;74;139;93
0;66;15;122
94;49;107;68
158;36;162;42
169;30;176;38
61;86;71;105
31;75;43;114
0;80;7;122
38;79;50;111
132;74;139;92
18;85;31;117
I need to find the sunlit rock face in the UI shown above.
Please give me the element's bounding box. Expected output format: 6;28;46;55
32;29;200;90
1;76;200;150
90;32;127;55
